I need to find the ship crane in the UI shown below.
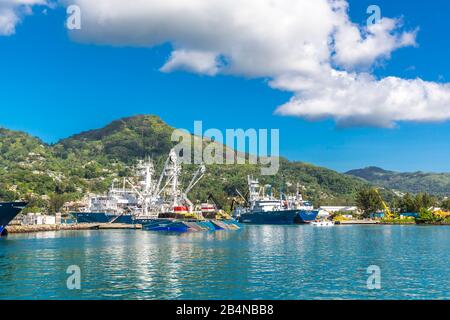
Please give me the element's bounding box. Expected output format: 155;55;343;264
152;149;182;204
184;164;206;195
235;188;249;206
153;149;206;213
181;163;206;212
154;152;172;198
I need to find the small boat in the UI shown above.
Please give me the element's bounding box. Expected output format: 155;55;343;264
311;220;335;227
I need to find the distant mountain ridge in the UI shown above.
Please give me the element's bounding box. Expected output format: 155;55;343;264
0;115;368;212
346;166;450;196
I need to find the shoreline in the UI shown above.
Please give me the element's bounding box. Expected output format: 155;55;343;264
4;221;449;234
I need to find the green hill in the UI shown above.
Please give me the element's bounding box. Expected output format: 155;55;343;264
0;115;369;212
346;166;450;196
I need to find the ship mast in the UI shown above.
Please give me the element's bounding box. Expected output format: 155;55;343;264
248;175;260;210
154;149;206;213
135;158;156;216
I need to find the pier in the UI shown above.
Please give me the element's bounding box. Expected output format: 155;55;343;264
335;220;380;225
95;223;142;230
6;223;141;234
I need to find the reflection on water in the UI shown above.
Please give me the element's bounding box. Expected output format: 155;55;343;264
0;225;449;300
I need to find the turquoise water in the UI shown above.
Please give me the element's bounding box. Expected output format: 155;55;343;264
0;225;449;300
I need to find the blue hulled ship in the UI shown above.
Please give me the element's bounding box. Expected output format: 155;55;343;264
71;158;166;225
0;202;27;235
73;212;155;225
239;209;318;225
236;176;319;225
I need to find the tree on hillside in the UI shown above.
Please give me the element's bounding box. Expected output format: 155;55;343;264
415;193;436;210
441;199;450;211
399;193;418;213
399;192;436;213
356;187;383;218
0;187;16;202
22;195;47;214
48;193;68;214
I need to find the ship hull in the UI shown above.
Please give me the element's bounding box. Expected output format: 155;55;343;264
72;212;133;224
239;209;319;225
72;212;157;225
0;202;28;235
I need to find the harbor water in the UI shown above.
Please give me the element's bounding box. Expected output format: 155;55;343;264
0;225;449;300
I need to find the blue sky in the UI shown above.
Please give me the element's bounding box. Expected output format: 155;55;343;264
1;0;450;173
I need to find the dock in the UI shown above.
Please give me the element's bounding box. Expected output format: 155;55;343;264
6;223;142;234
335;220;380;225
94;223;142;230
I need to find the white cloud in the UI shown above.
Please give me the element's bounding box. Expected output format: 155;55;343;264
0;7;18;35
332;16;418;70
272;70;450;128
160;50;220;76
69;0;338;78
0;0;47;35
15;0;450;127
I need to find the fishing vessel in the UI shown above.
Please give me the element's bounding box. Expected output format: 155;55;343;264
237;176;319;225
72;149;240;232
140;149;240;232
73;158;161;224
0;201;28;236
154;149;206;219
